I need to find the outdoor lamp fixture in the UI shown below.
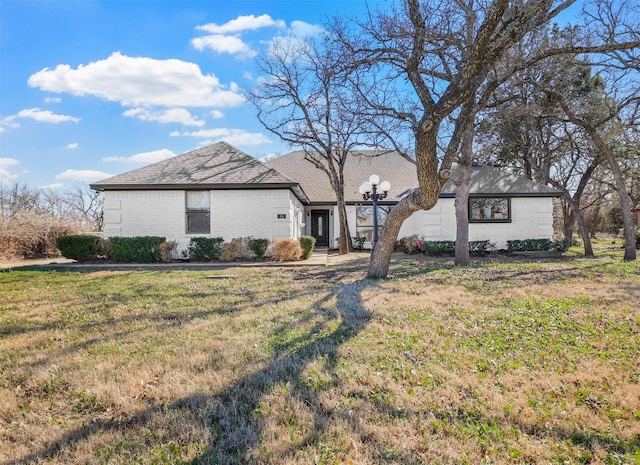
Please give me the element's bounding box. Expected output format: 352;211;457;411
359;174;391;250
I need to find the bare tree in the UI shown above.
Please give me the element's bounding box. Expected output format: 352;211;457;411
332;0;639;277
249;34;400;254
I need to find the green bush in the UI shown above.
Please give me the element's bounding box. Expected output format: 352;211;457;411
55;234;99;261
469;240;489;254
299;235;316;260
507;239;553;252
186;237;224;261
353;236;367;251
249;238;270;259
109;236;166;263
422;240;456;255
553;237;571;253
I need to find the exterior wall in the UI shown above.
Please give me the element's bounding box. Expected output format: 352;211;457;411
398;197;555;250
102;189;304;254
338;196;555;250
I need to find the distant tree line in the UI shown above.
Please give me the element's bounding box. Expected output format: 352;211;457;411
0;183;103;259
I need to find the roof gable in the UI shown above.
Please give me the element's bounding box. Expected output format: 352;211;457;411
91;142;296;189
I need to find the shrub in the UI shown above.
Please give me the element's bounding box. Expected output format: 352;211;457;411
55;234;99;261
353;236;367;251
553;237;571;253
186;237;224;261
269;238;302;261
159;241;178;263
109;236;165;263
249;238;270;259
422;240;456;255
398;235;422;254
469;240;489;254
221;237;250;262
298;235;316;259
507;239;553;252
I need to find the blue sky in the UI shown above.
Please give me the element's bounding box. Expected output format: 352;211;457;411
0;0;384;189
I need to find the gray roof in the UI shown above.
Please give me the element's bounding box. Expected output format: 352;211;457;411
265;150;561;203
91;142;309;200
264;150;419;204
91;142;561;203
442;164;562;197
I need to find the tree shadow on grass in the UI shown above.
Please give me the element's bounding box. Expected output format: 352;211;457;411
8;274;398;464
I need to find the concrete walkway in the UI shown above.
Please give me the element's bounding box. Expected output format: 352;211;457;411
0;249;373;270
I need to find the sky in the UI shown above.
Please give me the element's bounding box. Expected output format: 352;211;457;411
0;0;386;190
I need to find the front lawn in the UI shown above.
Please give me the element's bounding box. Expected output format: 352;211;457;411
1;256;638;464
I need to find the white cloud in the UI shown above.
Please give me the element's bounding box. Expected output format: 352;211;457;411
17;108;79;124
102;148;176;164
0;158;20;184
0;158;20;169
210;110;224;119
123;107;204;127
196;14;285;34
65;142;79;149
290;21;324;38
39;182;65;190
0;116;19;131
191;35;256;58
171;128;270;146
56;169;112;181
44;97;62;103
28;52;245;108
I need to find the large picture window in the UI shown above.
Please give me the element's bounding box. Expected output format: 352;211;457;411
356;205;390;241
469;197;511;222
186;191;210;234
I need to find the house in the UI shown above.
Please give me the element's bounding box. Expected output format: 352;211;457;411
91;141;562;254
633;205;640;227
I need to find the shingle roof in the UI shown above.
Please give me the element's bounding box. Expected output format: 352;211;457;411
91;141;298;190
265;150;420;203
265;150;561;203
91;142;561;203
442;164;562;197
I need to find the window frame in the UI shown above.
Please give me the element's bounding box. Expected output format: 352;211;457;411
355;204;390;240
185;190;211;234
468;196;511;223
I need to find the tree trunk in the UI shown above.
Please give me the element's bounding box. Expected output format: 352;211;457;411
454;129;473;266
583;126;636;260
336;189;352;254
368;127;442;278
563;193;594;257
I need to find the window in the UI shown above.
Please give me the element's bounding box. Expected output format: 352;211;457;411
469;197;511;222
356;205;390;241
186;191;210;234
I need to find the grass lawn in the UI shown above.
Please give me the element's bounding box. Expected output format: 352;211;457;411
1;252;639;464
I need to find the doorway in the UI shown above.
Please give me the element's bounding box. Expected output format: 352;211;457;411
310;210;330;247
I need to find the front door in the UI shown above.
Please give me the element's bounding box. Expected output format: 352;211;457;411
310;210;330;247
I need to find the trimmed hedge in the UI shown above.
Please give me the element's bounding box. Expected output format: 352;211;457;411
507;239;552;252
55;234;99;261
299;235;316;260
109;236;165;263
422;240;455;255
249;238;270;259
186;237;224;261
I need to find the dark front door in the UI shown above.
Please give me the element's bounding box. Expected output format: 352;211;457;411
310;210;330;247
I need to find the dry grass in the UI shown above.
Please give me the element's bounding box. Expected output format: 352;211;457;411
0;254;638;464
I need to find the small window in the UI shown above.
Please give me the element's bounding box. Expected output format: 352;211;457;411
186;191;210;234
356;205;390;241
469;197;511;222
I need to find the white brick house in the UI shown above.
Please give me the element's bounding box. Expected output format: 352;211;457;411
91;141;561;253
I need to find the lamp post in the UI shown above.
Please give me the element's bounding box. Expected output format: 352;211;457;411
359;174;391;250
